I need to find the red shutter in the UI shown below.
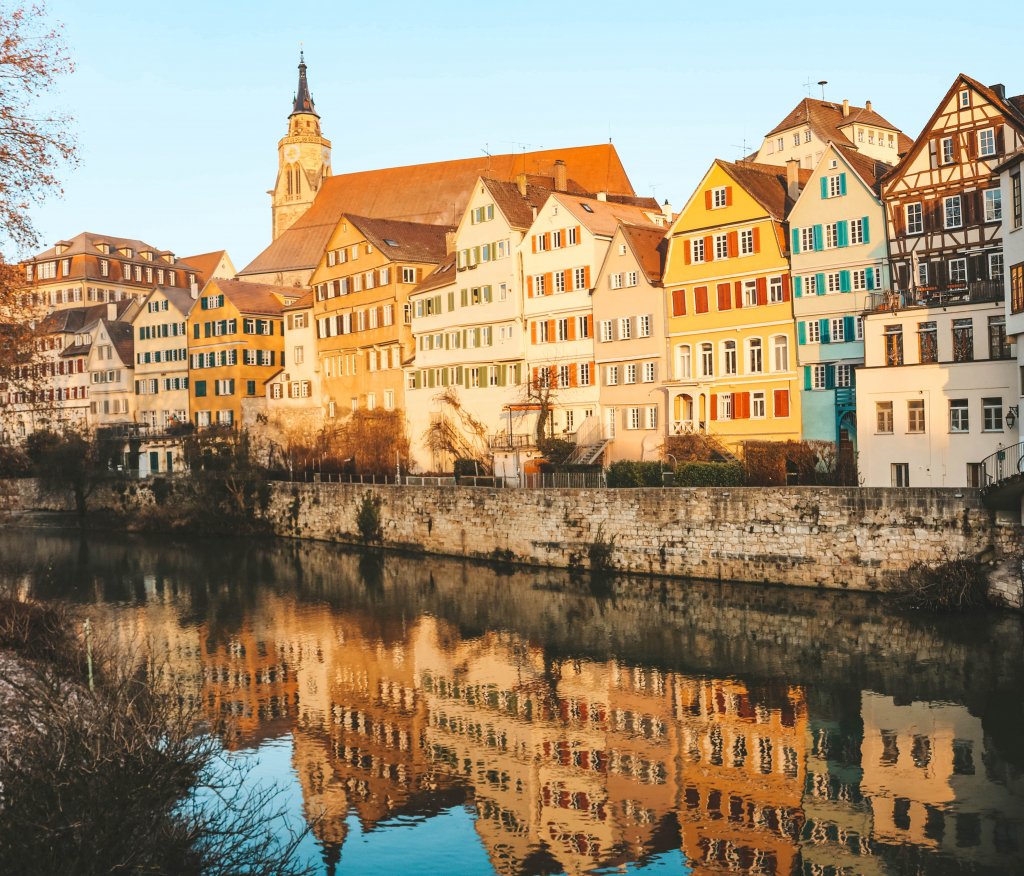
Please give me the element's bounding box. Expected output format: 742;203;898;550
671;288;686;316
683;240;691;265
781;274;791;301
694;286;709;313
756;277;768;306
734;280;743;309
584;266;591;288
727;231;738;258
738;392;750;419
544;232;551;250
527;276;534;297
532;367;539;388
774;389;790;417
575;225;582;243
710;394;718;420
532;235;537;253
586;316;593;337
569;363;578;387
704;235;715;262
705;191;713;210
752;227;761;253
717;283;732;311
725;186;733;206
531;322;537;344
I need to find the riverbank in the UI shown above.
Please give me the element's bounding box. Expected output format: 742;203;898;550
2;477;1022;608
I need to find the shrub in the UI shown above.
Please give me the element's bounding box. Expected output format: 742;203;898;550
675;462;746;487
0;445;30;478
606;460;667;488
355;491;383;543
893;557;990;612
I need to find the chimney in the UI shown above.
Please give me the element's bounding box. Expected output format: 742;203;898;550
786;159;801;201
106;302;118;322
842;99;850;117
991;83;1006;101
553;159;567;192
662;199;674;222
516;173;528;197
865;100;872;112
596;192;608;202
444;230;457;255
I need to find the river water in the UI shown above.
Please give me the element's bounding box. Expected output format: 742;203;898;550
1;527;1022;875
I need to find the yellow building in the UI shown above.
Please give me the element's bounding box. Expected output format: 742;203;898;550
186;279;297;428
663;160;808;453
310;214;450;420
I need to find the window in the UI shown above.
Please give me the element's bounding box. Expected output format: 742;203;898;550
825;223;838;249
722;340;737;375
827;272;841;294
772;336;789;372
714;234;729;260
892;463;910;487
807;320;821;343
918;321;938;363
944;195;962;229
828;174;845;198
610;272;623;290
812;364;827;390
638;314;651;337
950;399;969;433
884;325;903;366
573;267;587;290
627;408;641;430
599;320;613;342
978;128;996;157
907;399;925;433
1012;262;1024;314
800;227;814;252
533;274;546;296
645;406;658;430
751;392;766;418
952;318;974;362
989;316;1010;359
642;362;656;383
738;229;754;255
877;402;894;433
690;238;705;263
829;318;845;342
556;318;569;342
606;365;619;386
626;271;638;287
624;364;637;384
579;362;591;385
769;276;783;303
576;315;590;338
906;203;923;235
700;343;713;377
941;137;955;165
1013;172;1022;229
984;189;1002;222
677;345;692;379
959;89;970;108
557;365;571;389
990;253;1004;281
849;218;864;245
711;186;728;208
983;397;1003;432
718;393;733;420
949;258;968;284
568;227;578;245
804;274;817;296
748;337;763;373
835;364;853;387
618;317;632;340
401;267;417;283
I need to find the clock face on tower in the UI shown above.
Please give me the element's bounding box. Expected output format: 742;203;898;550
283;144;300;163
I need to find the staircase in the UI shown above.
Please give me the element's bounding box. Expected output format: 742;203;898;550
704;433;741;465
565;415;610;466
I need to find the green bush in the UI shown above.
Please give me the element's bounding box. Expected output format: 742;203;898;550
606;460;667;487
675;462;746;487
355;491;383;543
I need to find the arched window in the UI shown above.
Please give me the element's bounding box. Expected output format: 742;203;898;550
748;337;763;374
700;342;714;377
722;340;737;375
286;164;294;196
676;344;692;380
772;335;789;371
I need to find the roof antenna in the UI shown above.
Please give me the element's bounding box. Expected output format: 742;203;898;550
730;138;750;160
802;76;814;97
818;79;828;100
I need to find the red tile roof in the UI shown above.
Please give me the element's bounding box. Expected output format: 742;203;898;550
179;250;231;284
344;215;452;265
411;257;457;296
208;279;293;316
240;144;635;277
766;98;913;154
556;194;665;237
720;160;813;220
619;224;667;285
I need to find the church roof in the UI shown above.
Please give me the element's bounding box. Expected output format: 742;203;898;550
240;144;635;277
290;52;318;118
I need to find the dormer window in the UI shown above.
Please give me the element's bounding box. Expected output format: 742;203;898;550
97;242;110;254
55;243;67;255
959;89;970;109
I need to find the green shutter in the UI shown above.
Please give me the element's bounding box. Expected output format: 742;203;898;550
819;318;830;343
839;173;847;196
862;216;870;243
791;228;800;253
825;365;835;390
844;315;855;340
798;321;807;345
820;177;828;199
794;276;803;297
803;366;812;390
816;273;826;295
838;220;849;247
840;270;851;292
812;225;823;251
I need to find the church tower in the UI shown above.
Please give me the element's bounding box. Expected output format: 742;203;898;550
270;53;332;240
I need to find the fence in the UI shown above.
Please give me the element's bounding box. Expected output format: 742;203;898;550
521;471;607;489
979;441;1024;487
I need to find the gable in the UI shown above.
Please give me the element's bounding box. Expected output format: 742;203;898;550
671;163;770;237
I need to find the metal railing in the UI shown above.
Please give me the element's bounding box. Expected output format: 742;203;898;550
488;433;534;450
864;281;1004;315
978;441;1024;487
522;471;607;489
404;475;457;486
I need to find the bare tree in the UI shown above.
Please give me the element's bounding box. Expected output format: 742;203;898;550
423;386;488;470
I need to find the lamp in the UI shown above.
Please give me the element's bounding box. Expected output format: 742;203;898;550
1007;406;1018;429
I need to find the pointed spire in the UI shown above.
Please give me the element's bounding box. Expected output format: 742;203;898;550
290;50;318;118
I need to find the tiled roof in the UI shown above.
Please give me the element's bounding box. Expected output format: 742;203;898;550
619;224;667;286
556;194;665;237
766;98;913;153
482;178;559;229
146;285;198;318
411;257;457;296
839;147;891;192
179;250;231;283
30;232;193;266
209;279;292;316
104;320;134;367
240;144;635;276
40;300;135;335
283;290;314;311
720;160;813;220
345;215;452;265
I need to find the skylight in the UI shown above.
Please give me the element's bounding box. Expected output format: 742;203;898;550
581;203;594;213
384;239;399;247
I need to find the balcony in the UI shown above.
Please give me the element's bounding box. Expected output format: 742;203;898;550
488;432;534;450
864;281;1004;315
670;420;706;436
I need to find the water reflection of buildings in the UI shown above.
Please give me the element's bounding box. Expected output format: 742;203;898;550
27;533;1020;876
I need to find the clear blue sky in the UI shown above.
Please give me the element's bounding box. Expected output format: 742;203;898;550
29;0;1024;270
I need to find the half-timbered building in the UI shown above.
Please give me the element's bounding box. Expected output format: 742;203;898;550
857;75;1024;487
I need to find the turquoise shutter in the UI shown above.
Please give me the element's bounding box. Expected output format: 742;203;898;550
840;270;851;292
838;221;849;247
844;315;855;340
839;173;847;195
798;321;807;345
794;276;803;297
803;366;812;390
866;268;875;290
816;273;826;295
819;318;831;343
862;216;870;243
825;365;835;390
791;228;800;254
812;225;823;251
820;177;829;199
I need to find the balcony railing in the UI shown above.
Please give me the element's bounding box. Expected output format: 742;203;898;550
864;281;1004;315
978;441;1024;487
488;433;534;450
671;420;706;436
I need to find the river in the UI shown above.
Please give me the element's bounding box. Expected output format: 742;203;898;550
1;527;1022;875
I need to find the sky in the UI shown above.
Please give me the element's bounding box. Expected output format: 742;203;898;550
24;0;1024;271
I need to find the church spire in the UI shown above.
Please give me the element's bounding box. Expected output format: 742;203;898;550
290;51;318;118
